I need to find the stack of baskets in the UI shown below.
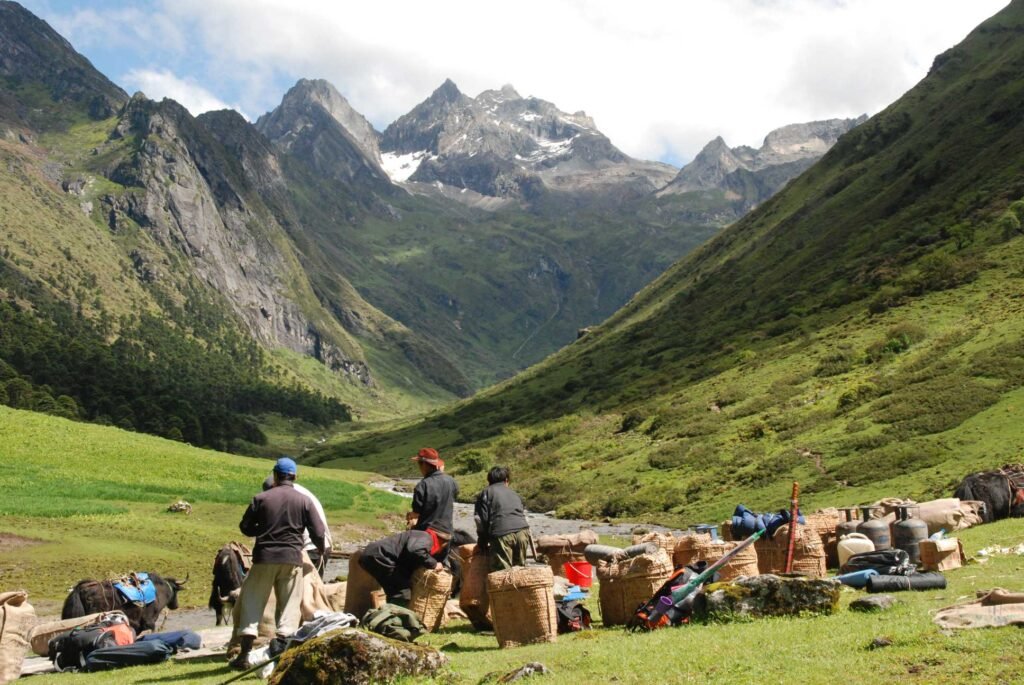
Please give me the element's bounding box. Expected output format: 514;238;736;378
487;566;557;648
457;544;493;630
409;567;453;632
756;523;827;577
596;550;673;626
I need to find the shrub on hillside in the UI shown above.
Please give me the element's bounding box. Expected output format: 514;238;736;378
874;374;1001;437
865;322;927;363
836;384;880;414
999;211;1022;241
905;252;979;294
868;285;906;315
814;347;857;377
647;442;689;470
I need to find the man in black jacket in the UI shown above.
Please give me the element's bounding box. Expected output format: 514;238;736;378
409;447;459;544
474;466;531;571
359;530;445;599
232;457;325;668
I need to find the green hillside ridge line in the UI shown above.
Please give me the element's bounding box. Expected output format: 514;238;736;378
313;0;1024;522
0;406;404;604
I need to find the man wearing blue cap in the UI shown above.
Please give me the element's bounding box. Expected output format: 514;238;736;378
232;457;325;668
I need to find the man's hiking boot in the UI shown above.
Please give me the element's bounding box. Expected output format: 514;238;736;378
229;635;255;670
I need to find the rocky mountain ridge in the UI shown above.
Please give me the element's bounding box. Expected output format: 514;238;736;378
375;79;676;203
660;117;867;200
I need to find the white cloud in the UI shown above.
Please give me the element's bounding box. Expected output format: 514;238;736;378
27;0;1014;163
121;68;245;118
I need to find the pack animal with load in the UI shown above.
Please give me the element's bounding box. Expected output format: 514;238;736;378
954;464;1024;523
61;572;187;633
209;542;252;625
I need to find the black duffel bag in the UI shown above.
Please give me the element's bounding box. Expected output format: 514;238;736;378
867;572;947;593
83;640;174;672
840;549;914;576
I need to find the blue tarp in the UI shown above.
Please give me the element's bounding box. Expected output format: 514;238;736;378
114;572;156;605
731;505;806;539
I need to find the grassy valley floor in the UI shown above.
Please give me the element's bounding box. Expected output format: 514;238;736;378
0;407;405;612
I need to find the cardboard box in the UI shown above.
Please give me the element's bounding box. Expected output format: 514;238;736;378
919;537;964;572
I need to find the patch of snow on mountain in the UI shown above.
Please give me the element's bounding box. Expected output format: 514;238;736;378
381;151;427;183
520;112;540;122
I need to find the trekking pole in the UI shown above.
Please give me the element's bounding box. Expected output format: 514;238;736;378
219;655;280;685
784;481;800;574
644;528;765;625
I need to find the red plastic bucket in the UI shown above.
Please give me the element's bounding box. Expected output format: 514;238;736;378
563;561;593;588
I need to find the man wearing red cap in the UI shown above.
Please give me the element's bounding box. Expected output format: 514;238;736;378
408;448;459;552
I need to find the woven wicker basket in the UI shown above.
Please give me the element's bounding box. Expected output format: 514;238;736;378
806;509;841;569
597;550;672;627
698;539;760;581
757;524;827;577
487;566;557;649
537;531;597;578
458;545;493;630
410;567;453;633
672;533;712;568
631;531;676;558
343;549;382;618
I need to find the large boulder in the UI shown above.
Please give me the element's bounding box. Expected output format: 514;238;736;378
695;574;841;621
268;628;448;685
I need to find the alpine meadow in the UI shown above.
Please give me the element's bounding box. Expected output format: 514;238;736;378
1;1;1024;684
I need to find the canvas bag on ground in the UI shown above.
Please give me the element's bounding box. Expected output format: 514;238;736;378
0;590;35;685
28;612;104;657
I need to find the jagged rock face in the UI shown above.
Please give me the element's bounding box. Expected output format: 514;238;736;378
0;1;127;125
661;116;867;196
256;79;391;190
109;94;370;383
380;80;675;200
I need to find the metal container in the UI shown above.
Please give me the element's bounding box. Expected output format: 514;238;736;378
692;524;719;541
892;505;929;566
857;506;891;550
837;507;860;538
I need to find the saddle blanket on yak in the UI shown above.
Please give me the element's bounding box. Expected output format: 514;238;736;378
114;573;156;605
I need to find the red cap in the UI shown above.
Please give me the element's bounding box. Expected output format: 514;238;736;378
412;447;443;467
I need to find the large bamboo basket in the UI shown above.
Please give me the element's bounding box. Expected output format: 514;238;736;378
487;566;557;649
757;524;827;578
458;545;493;630
596;550;672;627
410;567;453;633
672;533;713;568
343;549;382;618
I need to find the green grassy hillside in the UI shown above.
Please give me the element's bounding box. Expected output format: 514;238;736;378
313;1;1024;523
0;407;404;607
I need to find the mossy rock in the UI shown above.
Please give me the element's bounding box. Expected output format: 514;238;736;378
268;628;448;685
696;575;841;621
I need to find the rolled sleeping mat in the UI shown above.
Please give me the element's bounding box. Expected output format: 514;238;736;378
583;544;623;565
619;542;659;560
866;572;947;593
836;569;878;589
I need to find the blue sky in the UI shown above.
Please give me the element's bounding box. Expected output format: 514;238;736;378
19;0;1010;166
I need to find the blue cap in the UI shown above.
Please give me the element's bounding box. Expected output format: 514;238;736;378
274;457;297;475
